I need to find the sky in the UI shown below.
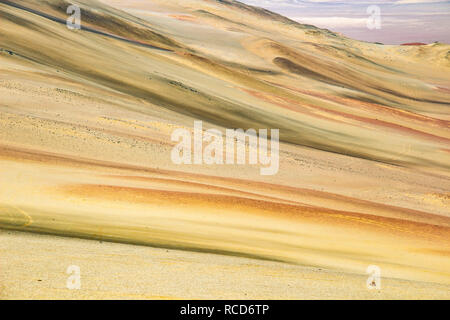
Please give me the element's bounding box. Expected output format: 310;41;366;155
240;0;450;44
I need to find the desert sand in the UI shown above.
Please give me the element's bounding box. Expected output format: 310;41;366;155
0;0;449;299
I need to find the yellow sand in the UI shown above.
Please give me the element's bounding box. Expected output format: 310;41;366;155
0;0;449;299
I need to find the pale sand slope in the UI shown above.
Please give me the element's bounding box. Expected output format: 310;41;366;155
1;230;449;300
0;0;449;299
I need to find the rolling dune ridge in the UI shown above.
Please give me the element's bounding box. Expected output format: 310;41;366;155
0;0;449;299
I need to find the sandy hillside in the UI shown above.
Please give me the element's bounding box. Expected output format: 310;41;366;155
0;0;449;299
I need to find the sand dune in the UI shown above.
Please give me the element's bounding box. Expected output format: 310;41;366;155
0;0;449;299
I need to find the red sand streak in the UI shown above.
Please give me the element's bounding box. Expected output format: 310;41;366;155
239;87;351;125
436;87;450;94
274;82;449;128
169;14;197;23
240;88;450;144
401;43;427;46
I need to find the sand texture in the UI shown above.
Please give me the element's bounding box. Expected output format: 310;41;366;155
0;0;449;299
